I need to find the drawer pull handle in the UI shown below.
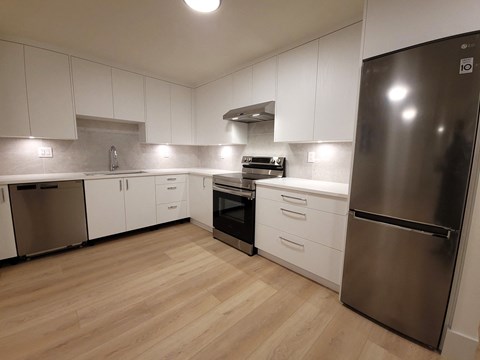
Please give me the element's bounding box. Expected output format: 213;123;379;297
167;186;177;190
279;236;304;248
280;208;306;219
281;195;307;203
168;205;178;210
119;180;122;191
167;178;177;181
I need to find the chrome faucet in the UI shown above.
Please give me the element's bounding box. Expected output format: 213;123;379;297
109;145;119;171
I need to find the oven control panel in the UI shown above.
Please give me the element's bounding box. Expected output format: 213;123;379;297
241;156;285;168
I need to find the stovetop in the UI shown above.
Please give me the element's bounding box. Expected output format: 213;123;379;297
213;156;286;190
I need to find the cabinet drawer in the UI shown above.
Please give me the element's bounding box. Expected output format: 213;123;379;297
257;186;348;215
156;201;187;224
155;174;186;185
256;198;347;251
156;183;187;204
255;224;343;285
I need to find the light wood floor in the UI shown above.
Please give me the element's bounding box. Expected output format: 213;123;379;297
0;223;442;360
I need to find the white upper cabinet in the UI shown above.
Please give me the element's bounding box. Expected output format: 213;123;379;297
24;46;76;139
71;57;114;119
142;80;193;145
232;67;253;108
195;75;247;145
363;0;480;59
314;23;362;142
144;77;171;144
171;84;193;145
112;68;145;123
275;40;319;142
252;57;277;103
231;57;277;108
0;40;30;137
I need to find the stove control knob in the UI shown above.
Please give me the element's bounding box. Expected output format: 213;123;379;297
276;158;282;165
270;158;275;164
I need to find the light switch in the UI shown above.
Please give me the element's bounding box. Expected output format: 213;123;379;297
38;147;53;158
307;151;315;163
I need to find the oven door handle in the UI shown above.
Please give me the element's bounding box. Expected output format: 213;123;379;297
213;185;255;200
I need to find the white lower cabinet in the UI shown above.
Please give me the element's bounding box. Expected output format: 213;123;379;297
256;224;343;285
85;176;156;240
255;185;348;289
155;175;188;224
0;186;18;259
188;175;213;229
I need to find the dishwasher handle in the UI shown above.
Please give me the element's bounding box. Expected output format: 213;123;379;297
40;184;59;190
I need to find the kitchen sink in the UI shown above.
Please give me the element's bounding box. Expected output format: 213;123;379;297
84;170;148;176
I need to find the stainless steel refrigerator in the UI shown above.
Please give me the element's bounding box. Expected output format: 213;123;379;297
341;32;480;349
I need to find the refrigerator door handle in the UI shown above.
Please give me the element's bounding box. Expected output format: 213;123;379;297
351;211;452;239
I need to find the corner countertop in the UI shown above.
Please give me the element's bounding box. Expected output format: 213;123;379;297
0;168;237;185
255;177;349;198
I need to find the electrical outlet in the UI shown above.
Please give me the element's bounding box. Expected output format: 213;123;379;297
307;151;315;163
38;147;53;158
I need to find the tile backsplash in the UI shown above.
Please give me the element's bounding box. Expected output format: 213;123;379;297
198;121;352;183
0;119;352;183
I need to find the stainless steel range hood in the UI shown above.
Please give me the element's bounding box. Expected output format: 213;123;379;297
223;101;275;123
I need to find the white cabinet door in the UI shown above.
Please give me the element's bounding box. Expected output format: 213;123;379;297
112;68;145;122
71;57;114;119
0;40;30;137
85;178;126;240
232;67;253;108
314;23;362;142
363;0;480;59
171;84;193;145
252;57;277;103
189;175;213;228
0;186;17;260
24;46;76;139
275;41;319;142
124;176;156;231
195;75;247;145
144;77;171;144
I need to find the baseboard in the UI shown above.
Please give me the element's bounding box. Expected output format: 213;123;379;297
189;218;212;232
258;249;340;293
442;328;478;360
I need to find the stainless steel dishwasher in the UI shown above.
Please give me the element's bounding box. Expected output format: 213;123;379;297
9;180;88;256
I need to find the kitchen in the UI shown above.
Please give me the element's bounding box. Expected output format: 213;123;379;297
0;0;479;359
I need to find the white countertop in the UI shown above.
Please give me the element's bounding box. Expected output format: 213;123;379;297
0;168;236;185
256;177;349;198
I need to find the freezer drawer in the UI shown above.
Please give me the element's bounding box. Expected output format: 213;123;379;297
341;213;458;348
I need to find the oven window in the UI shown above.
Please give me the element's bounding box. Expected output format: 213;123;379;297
220;198;246;223
213;189;255;244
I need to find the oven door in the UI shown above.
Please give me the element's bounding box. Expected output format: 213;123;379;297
212;184;255;244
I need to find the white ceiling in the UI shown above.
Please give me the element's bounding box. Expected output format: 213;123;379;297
0;0;364;87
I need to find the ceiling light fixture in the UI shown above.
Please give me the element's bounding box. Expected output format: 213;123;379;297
183;0;221;13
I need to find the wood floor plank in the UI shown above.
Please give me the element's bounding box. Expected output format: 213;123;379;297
0;223;442;360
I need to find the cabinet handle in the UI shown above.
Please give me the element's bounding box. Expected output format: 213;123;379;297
167;186;177;190
1;188;4;203
119;180;122;191
126;179;129;191
168;205;178;210
279;236;304;249
202;177;205;189
280;208;306;219
281;194;307;204
167;177;177;181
